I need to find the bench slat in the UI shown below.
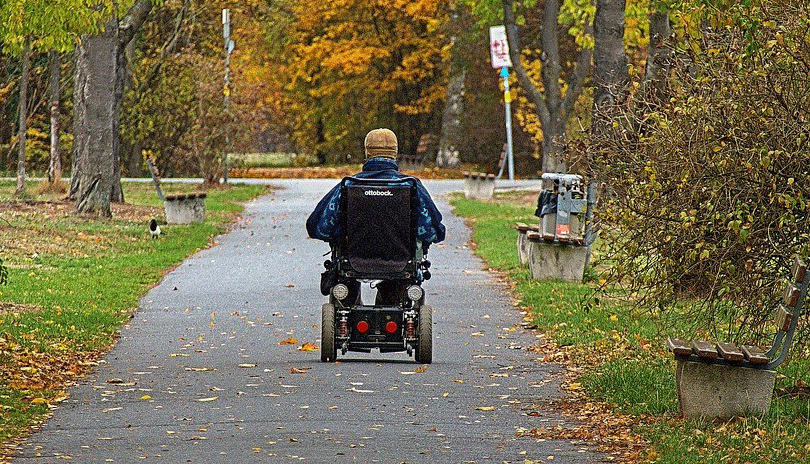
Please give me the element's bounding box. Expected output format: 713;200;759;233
515;222;529;232
793;256;807;283
716;342;745;362
526;231;541;242
692;340;719;359
528;224;540;232
775;304;795;332
784;285;801;307
667;337;692;357
741;345;770;364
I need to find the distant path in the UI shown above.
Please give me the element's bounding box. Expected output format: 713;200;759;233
13;178;604;463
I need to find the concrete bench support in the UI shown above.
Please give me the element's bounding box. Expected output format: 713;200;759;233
676;360;775;419
515;223;530;268
526;240;588;283
463;172;495;200
164;193;207;224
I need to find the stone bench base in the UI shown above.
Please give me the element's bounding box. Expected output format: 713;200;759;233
526;240;587;283
676;360;775;419
463;172;495;200
164;193;207;224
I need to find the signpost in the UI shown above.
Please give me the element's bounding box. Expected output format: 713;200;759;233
489;25;514;181
222;9;234;183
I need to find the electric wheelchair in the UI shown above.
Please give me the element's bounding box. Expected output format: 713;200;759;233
319;176;433;363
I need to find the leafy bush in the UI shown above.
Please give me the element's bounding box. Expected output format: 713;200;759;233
585;2;810;345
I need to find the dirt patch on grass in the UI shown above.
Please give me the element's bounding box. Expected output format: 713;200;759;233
0;302;42;316
0;200;161;260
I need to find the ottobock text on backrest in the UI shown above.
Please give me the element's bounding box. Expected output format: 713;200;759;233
342;178;416;275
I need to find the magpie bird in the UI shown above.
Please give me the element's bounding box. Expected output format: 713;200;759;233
149;219;162;239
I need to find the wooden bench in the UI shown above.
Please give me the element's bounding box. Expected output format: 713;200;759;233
668;255;808;419
463;144;507;200
399;133;437;170
667;256;808;370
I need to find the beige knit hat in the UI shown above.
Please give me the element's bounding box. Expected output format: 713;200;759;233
364;128;398;158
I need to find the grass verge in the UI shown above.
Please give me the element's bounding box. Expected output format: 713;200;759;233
0;180;268;455
452;192;810;463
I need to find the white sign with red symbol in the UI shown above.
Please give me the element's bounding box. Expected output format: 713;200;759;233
489;25;512;69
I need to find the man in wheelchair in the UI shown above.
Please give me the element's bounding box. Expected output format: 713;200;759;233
306;128;445;363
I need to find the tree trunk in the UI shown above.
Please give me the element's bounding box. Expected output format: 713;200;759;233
502;0;592;176
71;21;118;216
436;70;464;168
48;50;63;185
592;0;629;135
69;1;152;214
15;38;31;198
644;8;672;103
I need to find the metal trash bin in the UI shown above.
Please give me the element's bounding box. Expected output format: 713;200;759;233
535;173;587;244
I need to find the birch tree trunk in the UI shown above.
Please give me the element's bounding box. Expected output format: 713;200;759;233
48;50;62;185
15;38;31;198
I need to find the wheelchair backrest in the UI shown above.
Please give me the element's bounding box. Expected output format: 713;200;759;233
339;176;418;276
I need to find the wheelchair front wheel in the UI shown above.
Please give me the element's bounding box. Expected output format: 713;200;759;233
321;303;337;362
415;304;433;364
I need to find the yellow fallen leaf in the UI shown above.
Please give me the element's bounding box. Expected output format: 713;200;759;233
31;398;47;405
290;367;309;374
279;336;298;345
298;342;318;351
476;406;495;411
197;396;218;402
141;395;152;400
238;363;257;368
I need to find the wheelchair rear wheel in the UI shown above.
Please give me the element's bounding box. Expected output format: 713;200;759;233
321;303;337;362
415;304;432;364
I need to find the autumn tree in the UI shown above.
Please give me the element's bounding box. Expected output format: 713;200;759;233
0;0;105;196
587;1;810;346
500;0;593;175
279;0;452;163
69;0;152;216
121;0;276;183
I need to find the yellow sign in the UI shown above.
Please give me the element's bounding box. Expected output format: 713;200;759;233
504;90;512;103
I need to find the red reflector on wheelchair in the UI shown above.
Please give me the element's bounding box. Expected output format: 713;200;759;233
385;321;398;333
357;320;369;333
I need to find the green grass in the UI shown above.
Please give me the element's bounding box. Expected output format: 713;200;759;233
452;193;810;464
0;180;268;447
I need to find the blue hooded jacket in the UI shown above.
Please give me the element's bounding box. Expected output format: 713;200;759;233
306;157;446;245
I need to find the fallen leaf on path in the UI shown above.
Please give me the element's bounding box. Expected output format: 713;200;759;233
298;342;318;351
414;365;428;373
279;337;298;345
238;363;257;368
347;387;375;393
290;367;309;374
196;396;218;402
476;406;495;411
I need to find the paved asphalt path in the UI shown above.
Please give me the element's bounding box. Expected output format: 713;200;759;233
13;179;604;464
